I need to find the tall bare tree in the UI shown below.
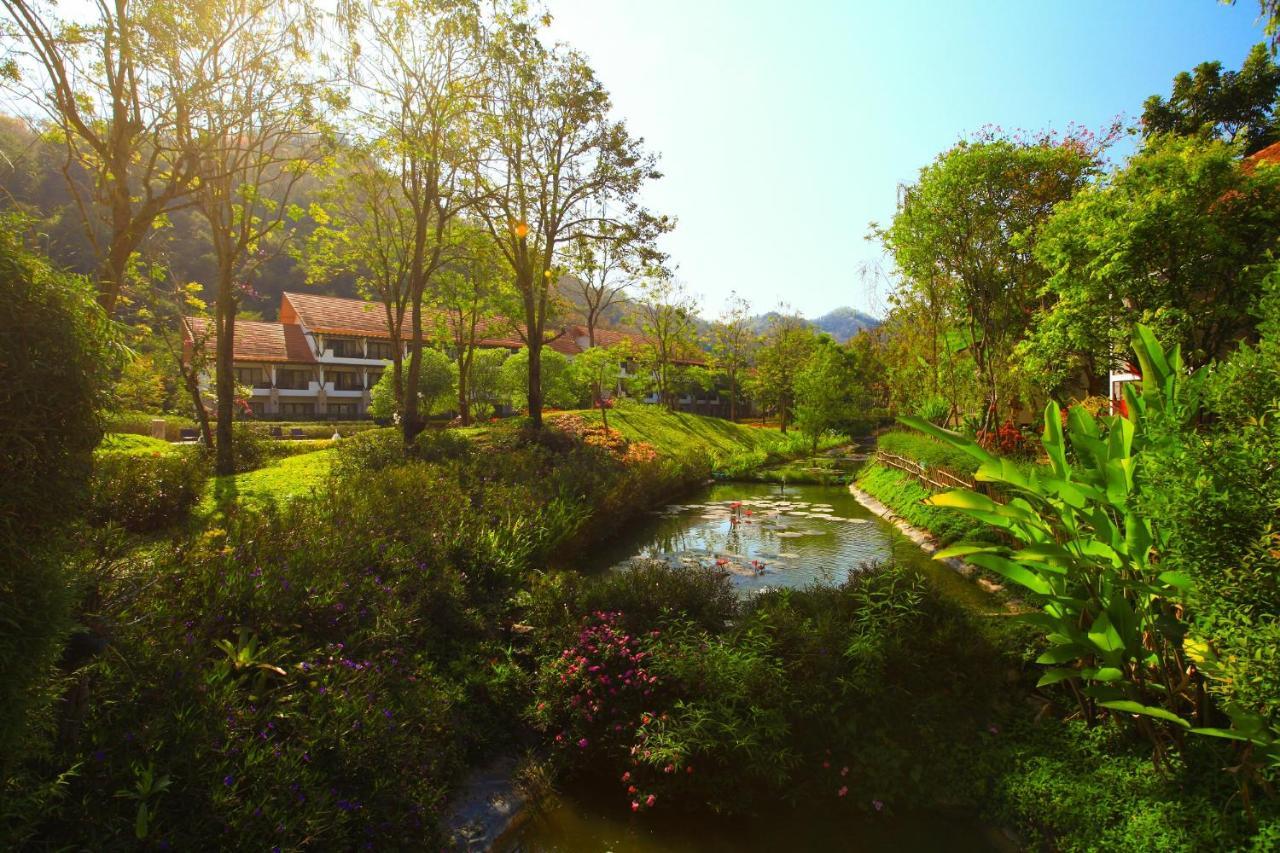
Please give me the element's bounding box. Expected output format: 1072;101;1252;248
1;0;203;315
432;221;509;425
474;11;661;429
338;0;483;445
303;145;414;410
184;0;328;474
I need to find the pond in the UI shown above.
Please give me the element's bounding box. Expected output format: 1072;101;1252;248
578;479;990;610
507;786;1011;852
510;478;1008;851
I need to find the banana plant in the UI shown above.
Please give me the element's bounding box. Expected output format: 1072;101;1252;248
899;326;1202;756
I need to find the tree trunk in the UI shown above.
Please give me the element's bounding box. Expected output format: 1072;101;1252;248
728;372;737;421
182;367;214;447
403;301;424;447
527;339;543;429
457;350;471;426
214;288;237;476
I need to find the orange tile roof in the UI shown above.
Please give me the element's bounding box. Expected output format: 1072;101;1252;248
283;291;537;350
1244;141;1280;173
184;317;317;364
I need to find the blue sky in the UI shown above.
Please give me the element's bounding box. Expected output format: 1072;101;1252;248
546;0;1272;319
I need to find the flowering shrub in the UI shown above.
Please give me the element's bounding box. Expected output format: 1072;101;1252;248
975;418;1035;458
529;561;1020;818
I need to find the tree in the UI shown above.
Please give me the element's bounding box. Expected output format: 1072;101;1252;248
748;310;815;433
880;134;1100;430
465;346;507;421
794;336;873;454
302;146;414;412
186;0;327;475
339;0;484;446
500;346;579;411
571;342;626;430
368;346;456;420
474;12;661;429
563;210;665;346
1;0;204;315
1142;43;1280;155
432;223;510;425
710;292;753;421
1029;136;1280;380
635;278;699;409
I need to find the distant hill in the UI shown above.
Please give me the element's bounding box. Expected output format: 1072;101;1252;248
746;307;881;343
811;307;881;342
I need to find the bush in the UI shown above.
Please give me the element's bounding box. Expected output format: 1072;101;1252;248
0;222;113;778
530;562;1020;816
89;449;207;532
331;428;405;477
104;411;197;442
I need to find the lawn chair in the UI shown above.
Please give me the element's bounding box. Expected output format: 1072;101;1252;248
289;428;305;440
179;428;199;443
269;426;283;438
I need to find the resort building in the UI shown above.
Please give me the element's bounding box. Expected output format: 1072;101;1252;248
184;292;724;419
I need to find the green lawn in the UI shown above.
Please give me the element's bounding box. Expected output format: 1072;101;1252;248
199;448;336;518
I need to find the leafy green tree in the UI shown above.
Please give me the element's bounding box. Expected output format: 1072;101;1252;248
186;0;327;475
570;343;627;430
747;310;815;433
1142;43;1280;155
635;278;700;409
1028;136;1280;384
465;347;508;421
368;346;456;420
1;0;206;315
880;135;1099;430
339;0;484;445
500;347;580;411
710;292;754;421
794;336;875;453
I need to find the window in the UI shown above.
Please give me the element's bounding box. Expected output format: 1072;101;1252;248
277;369;312;390
366;340;394;360
280;402;315;416
331;371;361;391
330;337;363;358
248;400;266;416
234;366;267;387
328;402;357;418
366;369;383;389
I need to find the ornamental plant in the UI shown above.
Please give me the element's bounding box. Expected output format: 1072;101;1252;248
901;325;1280;809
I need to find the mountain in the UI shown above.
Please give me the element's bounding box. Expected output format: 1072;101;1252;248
811;307;881;342
745;308;880;343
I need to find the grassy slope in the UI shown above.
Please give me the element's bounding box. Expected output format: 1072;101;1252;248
197;407;796;515
563;403;790;459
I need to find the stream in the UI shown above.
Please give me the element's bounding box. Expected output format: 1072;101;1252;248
506;478;1008;852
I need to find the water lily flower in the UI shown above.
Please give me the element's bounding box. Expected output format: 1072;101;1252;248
646;794;656;807
838;786;848;797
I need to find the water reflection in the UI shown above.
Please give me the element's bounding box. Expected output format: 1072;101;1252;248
584;482;895;594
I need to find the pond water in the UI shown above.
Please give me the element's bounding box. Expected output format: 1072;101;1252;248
507;787;1010;852
578;480;989;610
511;479;1007;851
